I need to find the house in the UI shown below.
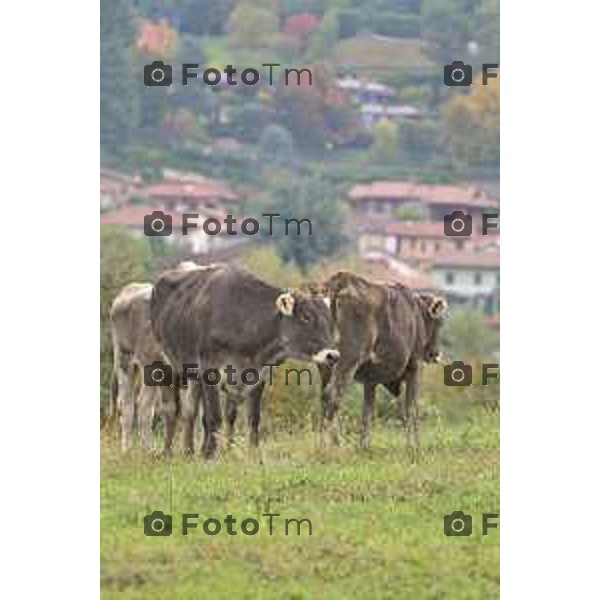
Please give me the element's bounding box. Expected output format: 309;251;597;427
359;103;424;127
337;76;396;105
349;181;499;232
357;220;486;265
337;77;425;127
100;204;250;258
144;170;242;213
100;169;143;210
427;249;500;313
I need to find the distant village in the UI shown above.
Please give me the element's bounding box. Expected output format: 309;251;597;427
101;159;500;330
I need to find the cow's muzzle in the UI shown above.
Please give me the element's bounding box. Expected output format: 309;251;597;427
313;349;340;365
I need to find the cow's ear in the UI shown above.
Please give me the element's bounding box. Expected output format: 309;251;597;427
275;292;295;317
429;297;448;318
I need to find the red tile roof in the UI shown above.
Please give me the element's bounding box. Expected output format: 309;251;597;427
429;250;500;269
144;179;240;203
349;181;498;208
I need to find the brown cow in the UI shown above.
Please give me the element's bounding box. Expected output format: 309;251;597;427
108;262;201;451
316;272;447;449
109;282;162;451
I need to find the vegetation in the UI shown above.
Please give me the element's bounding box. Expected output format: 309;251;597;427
101;373;499;599
101;0;499;180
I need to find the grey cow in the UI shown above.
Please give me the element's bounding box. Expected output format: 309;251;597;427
109;282;162;451
150;264;340;458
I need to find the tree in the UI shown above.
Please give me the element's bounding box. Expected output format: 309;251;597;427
258;176;349;272
306;9;339;60
421;0;475;106
101;0;139;153
283;13;321;53
474;0;500;64
226;3;279;48
371;119;399;163
257;124;296;169
274;63;356;151
441;74;499;169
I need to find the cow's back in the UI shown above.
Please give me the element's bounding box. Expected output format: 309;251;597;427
151;265;281;366
323;272;424;382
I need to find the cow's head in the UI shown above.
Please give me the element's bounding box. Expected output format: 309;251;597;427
275;291;339;366
416;293;448;363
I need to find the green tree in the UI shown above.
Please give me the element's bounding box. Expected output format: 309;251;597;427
441;75;499;169
258;176;349;272
371;119;399;163
227;3;279;48
257;124;296;169
474;0;500;64
101;0;139;154
306;9;339;60
422;0;475;106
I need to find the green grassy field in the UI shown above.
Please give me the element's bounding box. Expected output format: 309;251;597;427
101;384;499;599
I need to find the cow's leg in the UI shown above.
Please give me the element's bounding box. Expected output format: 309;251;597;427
181;381;202;455
322;365;357;447
138;385;158;451
161;384;178;457
201;383;222;459
384;379;407;427
224;391;238;446
248;381;266;448
117;366;134;452
404;365;421;450
360;382;377;449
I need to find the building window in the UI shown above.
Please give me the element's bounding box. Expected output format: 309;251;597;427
474;272;482;285
445;272;454;285
434;242;440;252
455;239;464;250
420;241;427;253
